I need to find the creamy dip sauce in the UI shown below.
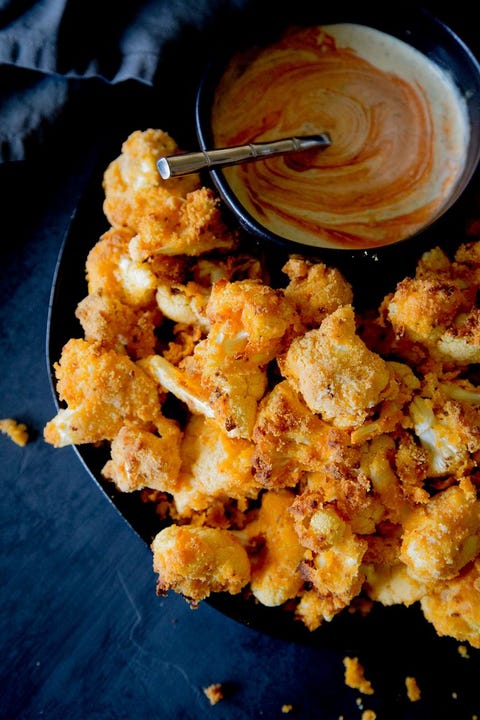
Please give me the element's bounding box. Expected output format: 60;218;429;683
211;24;470;249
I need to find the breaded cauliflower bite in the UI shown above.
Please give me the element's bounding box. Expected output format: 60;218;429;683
243;490;305;607
252;380;352;488
75;292;160;359
420;557;480;648
103;129;200;231
44;339;163;447
151;525;250;604
204;278;300;369
400;480;480;583
280;305;395;428
282;256;353;329
380;244;480;368
172;414;260;517
102;417;183;494
130;187;237;258
44;127;480;648
85;227;146;302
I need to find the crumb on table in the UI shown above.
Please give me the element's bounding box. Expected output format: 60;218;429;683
405;676;421;702
343;656;374;695
361;711;376;720
281;704;293;714
0;418;29;446
203;683;224;705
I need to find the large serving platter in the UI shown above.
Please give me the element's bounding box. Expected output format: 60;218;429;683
45;15;480;697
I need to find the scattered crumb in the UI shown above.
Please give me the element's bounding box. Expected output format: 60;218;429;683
203;683;224;705
0;418;29;446
361;711;376;720
343;657;374;695
281;704;293;714
405;676;421;702
452;692;458;700
458;644;470;659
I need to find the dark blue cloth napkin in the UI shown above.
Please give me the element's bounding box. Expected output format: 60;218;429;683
0;0;246;162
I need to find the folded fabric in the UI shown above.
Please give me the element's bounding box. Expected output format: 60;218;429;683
0;0;237;84
0;0;247;162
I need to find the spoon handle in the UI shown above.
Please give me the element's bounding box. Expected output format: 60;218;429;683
157;134;331;179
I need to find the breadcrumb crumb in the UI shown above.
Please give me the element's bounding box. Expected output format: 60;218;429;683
361;711;376;720
0;418;29;446
203;683;224;705
458;644;470;659
281;704;293;714
405;676;421;702
343;657;374;695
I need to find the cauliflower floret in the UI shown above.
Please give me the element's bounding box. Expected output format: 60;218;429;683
288;488;368;613
139;354;214;418
102;417;182;493
385;274;467;345
242;490;305;607
380;245;479;367
86;227;159;307
439;377;480;404
144;278;299;438
193;253;268;286
162;323;204;366
280;305;394;428
363;563;429;607
103;129;200;231
416;245;455;275
294;589;344;630
75;291;160;359
299;531;367;614
252;380;352;488
437;308;480;364
409;377;480;477
400;480;480;583
199;362;267;439
140;353;267;439
282;256;353;329
151;525;250;604
394;431;430;505
454;240;480;283
350;361;420;445
172;415;259;517
130;187;237;258
421;557;480;648
44;339;163;447
359;435;411;524
155;254;271;337
204;278;300;369
155;281;210;330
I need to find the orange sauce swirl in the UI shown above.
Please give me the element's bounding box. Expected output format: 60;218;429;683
212;24;469;249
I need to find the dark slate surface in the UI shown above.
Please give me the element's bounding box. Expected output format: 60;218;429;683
2;5;480;719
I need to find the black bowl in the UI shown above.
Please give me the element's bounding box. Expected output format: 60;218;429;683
195;2;480;265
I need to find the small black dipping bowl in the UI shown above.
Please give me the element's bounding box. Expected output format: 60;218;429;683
195;2;480;289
